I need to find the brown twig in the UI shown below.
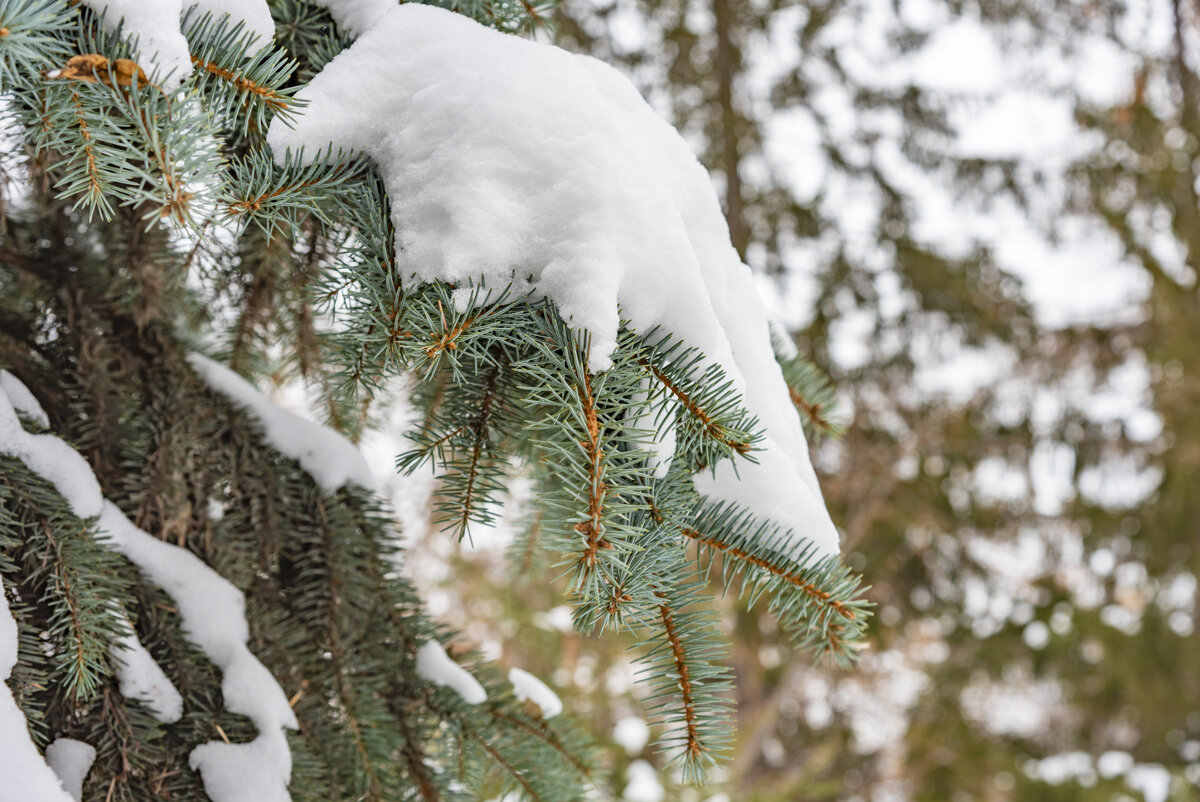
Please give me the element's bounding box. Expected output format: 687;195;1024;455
655;592;702;758
190;55;289;110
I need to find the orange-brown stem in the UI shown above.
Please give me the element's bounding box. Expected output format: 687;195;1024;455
681;527;855;621
641;359;751;454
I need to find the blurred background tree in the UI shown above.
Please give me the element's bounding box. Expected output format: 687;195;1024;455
378;1;1198;800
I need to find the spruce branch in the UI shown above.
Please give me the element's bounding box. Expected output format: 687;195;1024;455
637;331;764;469
686;501;871;666
0;0;71;89
771;332;844;438
182;8;300;135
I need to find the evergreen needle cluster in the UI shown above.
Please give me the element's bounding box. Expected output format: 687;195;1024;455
0;0;869;798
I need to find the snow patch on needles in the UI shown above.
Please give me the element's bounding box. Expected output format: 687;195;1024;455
45;738;97;802
0;582;74;801
188;353;374;493
267;4;841;560
416;641;486;704
308;0;396;37
99;503;298;802
0;380;102;519
81;0;274;90
0;371;49;428
508;667;563;718
111;624;185;723
190;0;275;45
0;385;296;801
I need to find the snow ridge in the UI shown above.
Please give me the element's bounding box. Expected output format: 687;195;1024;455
188;353;374;494
0;371;49;428
111;623;185;724
266;4;840;560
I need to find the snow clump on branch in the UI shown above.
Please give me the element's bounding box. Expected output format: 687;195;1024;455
266;3;842;560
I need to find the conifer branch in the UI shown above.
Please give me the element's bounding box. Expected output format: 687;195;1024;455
575;368;610;576
489;708;592;778
787;384;836;435
641;359;751;454
69;89;103;205
655;591;702;759
472;735;543;802
426;305;481;359
453;364;500;536
681;526;855;620
189;54;289;110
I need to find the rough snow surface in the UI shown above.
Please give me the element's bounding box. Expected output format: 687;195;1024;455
111;626;184;723
98;503;297;802
309;0;395;36
416;641;486;704
508;667;562;717
0;585;75;802
80;0;273;90
188;353;374;493
268;4;840;560
0;371;48;428
0;384;102;519
45;739;96;802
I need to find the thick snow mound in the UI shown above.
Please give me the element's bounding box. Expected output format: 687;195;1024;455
188;353;374;493
267;4;841;559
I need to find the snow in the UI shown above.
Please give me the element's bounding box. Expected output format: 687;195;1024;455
0;376;296;800
81;0;191;89
623;759;664;802
189;0;275;46
308;0;395;37
0;584;75;802
268;4;840;560
508;667;562;717
188;353;374;493
0;384;102;519
612;715;650;755
0;371;48;428
111;625;184;723
80;0;273;91
45;739;96;802
98;503;298;802
415;641;486;705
